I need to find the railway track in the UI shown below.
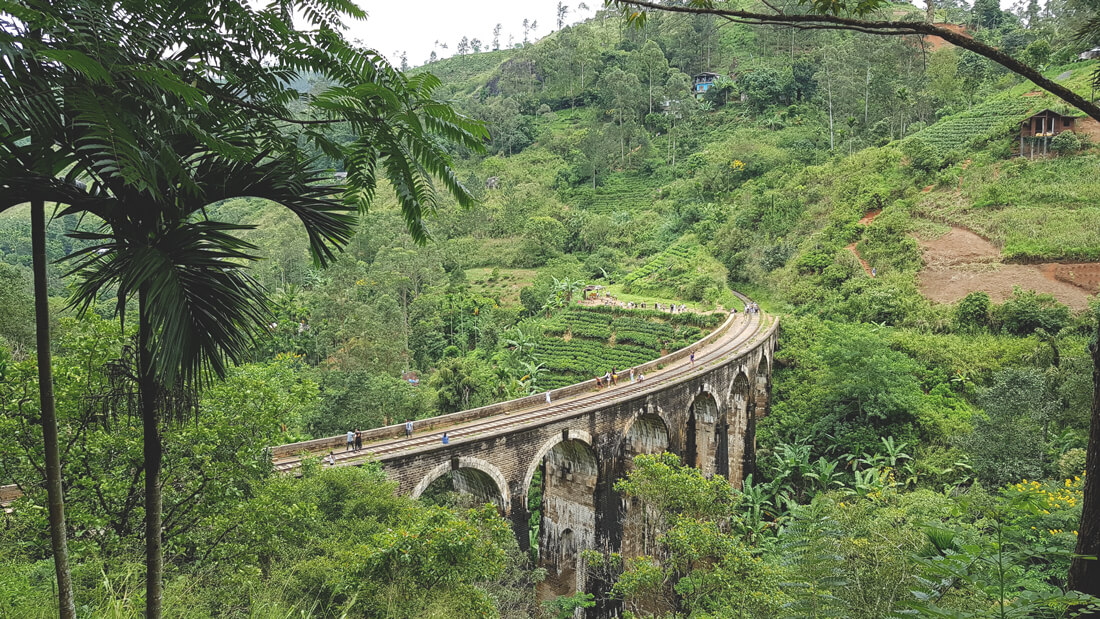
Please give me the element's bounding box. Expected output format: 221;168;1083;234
273;297;771;474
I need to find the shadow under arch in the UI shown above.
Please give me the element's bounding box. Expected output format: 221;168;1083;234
622;412;672;466
527;430;598;601
410;456;511;515
522;429;595;500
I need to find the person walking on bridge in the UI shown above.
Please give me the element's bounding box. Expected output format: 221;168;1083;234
690;351;695;366
442;432;450;445
345;429;355;452
545;391;552;405
405;419;413;437
354;428;362;451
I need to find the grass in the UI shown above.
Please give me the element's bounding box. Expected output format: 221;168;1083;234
464;267;537;306
915;151;1100;260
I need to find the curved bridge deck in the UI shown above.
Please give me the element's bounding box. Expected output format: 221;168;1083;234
271;306;776;475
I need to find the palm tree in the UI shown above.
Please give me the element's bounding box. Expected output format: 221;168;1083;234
60;143;354;617
3;3;486;615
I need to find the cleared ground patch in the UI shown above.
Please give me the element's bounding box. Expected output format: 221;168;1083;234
465;267;537;306
915;226;1095;310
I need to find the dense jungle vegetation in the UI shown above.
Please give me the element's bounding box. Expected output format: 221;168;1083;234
3;0;1100;616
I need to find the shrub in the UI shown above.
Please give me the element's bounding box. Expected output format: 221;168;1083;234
795;250;833;274
994;288;1071;336
1050;130;1081;155
1058;448;1086;479
953;291;992;332
902;137;943;172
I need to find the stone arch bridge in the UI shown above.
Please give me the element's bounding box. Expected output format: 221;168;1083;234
271;305;778;607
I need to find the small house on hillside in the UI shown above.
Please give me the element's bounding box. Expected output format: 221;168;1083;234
583;284;604;300
692;72;720;97
1019;109;1078;157
1021;109;1076;137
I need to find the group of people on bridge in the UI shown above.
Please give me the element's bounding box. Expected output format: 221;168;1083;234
594;366;645;389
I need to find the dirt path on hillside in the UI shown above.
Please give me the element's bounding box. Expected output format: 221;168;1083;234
916;227;1095;310
847;210;881;276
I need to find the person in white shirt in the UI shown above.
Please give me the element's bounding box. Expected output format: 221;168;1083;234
326;452;336;466
345;430;355;452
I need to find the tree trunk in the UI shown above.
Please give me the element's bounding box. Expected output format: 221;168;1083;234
139;287;163;619
32;201;77;619
1069;322;1100;602
864;66;871;125
619;114;625;166
825;55;835;151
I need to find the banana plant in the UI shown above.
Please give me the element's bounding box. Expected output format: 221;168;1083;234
805;457;845;494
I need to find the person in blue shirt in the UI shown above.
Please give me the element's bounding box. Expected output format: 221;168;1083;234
442;432;449;445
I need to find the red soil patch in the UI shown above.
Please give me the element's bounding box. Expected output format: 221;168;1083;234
923;23;973;52
859;210;881;225
916;227;1096;310
847;242;874;276
848;210;882;276
1047;263;1100;291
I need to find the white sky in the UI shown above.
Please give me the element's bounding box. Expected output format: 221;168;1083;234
347;0;1021;68
349;1;598;67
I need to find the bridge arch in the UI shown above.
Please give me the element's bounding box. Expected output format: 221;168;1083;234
728;372;752;485
622;412;671;465
685;390;721;476
522;429;595;499
620;412;672;559
410;456;511;514
753;354;771;418
526;430;599;600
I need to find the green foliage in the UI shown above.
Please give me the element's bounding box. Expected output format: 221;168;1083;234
311;371;431;436
607;454;785;617
960;367;1056;487
0;261;34;350
778;504;848;617
906;98;1035;154
543;592;595;618
902;137;945;173
993;288;1071;336
1050;130;1082;155
529;307;714;387
521;216;567;266
768;321;929;455
955;291;993;332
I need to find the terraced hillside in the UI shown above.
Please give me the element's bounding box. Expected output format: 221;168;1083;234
531;306;723;389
